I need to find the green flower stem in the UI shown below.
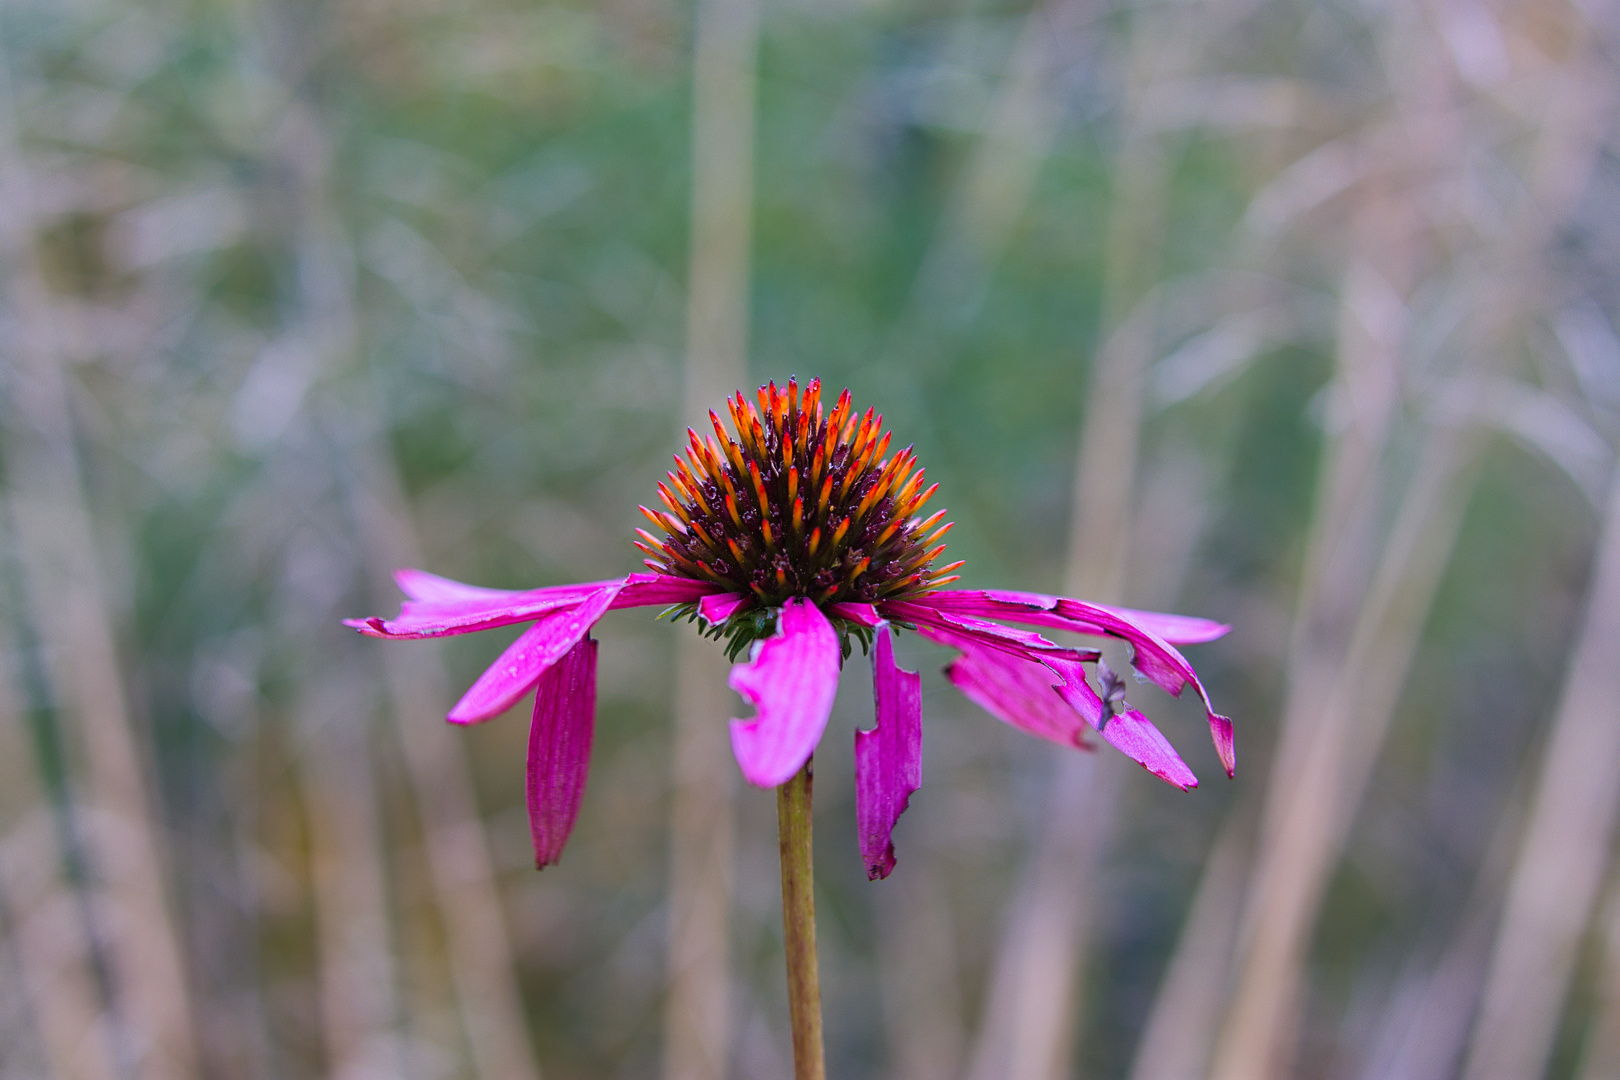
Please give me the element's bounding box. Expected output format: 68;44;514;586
776;757;826;1080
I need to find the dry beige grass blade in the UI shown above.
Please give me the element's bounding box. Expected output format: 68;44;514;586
1353;770;1530;1080
248;85;408;1077
904;0;1086;326
865;7;1092;1069
5;333;201;1080
871;854;967;1080
0;79;201;1078
1577;872;1620;1080
0;615;121;1080
252;38;541;1066
1157;2;1611;1073
1461;464;1620;1080
299;672;405;1080
665;642;739;1080
961;0;1253;1072
1126;814;1250;1080
1209;414;1484;1080
964;751;1124;1080
349;464;544;1080
661;0;758;1075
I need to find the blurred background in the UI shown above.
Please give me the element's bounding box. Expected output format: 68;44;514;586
2;0;1618;1077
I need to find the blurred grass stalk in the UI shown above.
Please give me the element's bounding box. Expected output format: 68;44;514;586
856;0;1097;1073
0;605;120;1079
0;35;201;1077
1463;467;1620;1080
1138;3;1616;1077
256;9;541;1074
661;0;758;1075
961;0;1236;1075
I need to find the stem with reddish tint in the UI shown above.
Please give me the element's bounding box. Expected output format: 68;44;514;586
777;757;826;1080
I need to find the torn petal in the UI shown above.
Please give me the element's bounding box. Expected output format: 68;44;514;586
527;637;598;868
727;598;841;788
912;590;1234;774
447;586;620;724
1209;711;1236;778
855;625;922;880
945;644;1092;749
1044;657;1198;790
896;603;1097;665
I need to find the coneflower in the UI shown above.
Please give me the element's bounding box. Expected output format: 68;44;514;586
346;380;1233;1078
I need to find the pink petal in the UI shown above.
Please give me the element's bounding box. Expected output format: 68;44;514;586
915;590;1234;775
727;598;841;788
610;572;724;609
943;644;1092;749
1209;712;1236;778
1106;605;1230;644
699;591;751;624
1043;656;1199;790
447;586;621;724
887;601;1098;664
829;602;883;628
394;568;520;604
929;588;1228;645
854;626;922;881
347;578;622;639
527;637;598;868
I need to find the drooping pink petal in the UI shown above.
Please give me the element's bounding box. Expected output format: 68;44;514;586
1043;656;1198;790
1105;605;1230;644
914;590;1235;776
526;636;598;868
1209;712;1236;778
699;591;751;625
394;568;521;604
943;643;1092;749
346;578;621;639
727;598;841;788
447;586;621;724
854;625;922;881
887;600;1098;664
610;572;725;609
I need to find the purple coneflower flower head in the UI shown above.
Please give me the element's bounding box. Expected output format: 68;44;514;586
346;378;1234;878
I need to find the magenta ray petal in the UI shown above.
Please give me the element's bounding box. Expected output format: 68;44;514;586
610;572;724;609
914;590;1235;776
727;598;841;788
944;644;1092;750
447;586;622;724
699;591;751;625
886;600;1098;664
1044;656;1198;790
394;568;521;604
829;602;882;628
527;637;598;868
854;626;922;881
932;588;1229;645
347;579;622;639
978;592;1231;641
1105;605;1230;644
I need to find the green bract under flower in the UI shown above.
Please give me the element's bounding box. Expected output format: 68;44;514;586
637;379;960;658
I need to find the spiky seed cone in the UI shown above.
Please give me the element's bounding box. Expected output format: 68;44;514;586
637;378;961;608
